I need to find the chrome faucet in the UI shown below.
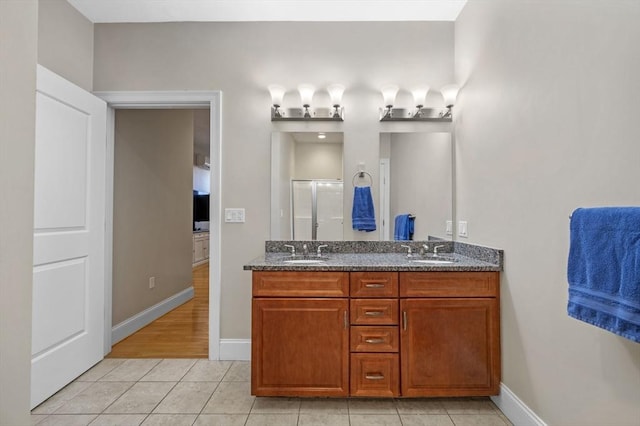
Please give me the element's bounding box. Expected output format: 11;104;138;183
302;244;309;256
284;244;295;257
433;245;445;257
421;244;429;255
401;245;413;257
317;245;328;257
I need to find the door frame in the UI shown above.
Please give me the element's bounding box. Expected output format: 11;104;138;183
379;158;390;241
95;90;222;360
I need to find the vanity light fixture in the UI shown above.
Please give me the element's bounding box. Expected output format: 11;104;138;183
379;84;458;122
439;84;460;119
269;84;345;121
380;85;399;119
411;86;430;118
327;84;345;118
268;85;286;118
317;132;326;139
298;84;315;118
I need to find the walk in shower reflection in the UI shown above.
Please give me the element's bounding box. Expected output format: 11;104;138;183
292;180;343;240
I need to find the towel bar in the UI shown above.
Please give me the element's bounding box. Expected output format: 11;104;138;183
352;171;373;187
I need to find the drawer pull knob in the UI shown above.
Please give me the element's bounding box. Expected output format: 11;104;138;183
364;311;384;317
364;338;385;344
365;374;385;380
365;283;385;288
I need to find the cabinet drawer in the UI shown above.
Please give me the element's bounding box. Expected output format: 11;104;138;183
350;326;398;352
350;272;398;297
400;272;499;298
350;299;398;325
253;271;349;297
350;353;399;397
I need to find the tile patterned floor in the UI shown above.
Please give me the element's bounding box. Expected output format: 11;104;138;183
31;359;513;426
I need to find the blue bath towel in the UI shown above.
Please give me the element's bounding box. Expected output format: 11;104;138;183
352;186;376;232
567;207;640;342
394;214;415;241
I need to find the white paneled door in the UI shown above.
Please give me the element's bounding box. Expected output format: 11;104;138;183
31;66;107;408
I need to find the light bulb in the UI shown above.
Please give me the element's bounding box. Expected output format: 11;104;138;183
381;85;399;107
441;84;460;108
297;84;315;107
267;85;285;107
411;86;430;108
327;84;345;106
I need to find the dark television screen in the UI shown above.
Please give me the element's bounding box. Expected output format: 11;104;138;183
193;193;210;222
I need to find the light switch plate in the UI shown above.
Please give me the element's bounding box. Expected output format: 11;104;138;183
446;220;453;235
458;221;468;238
225;208;245;223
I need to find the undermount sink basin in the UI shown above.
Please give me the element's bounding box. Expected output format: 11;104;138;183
283;259;327;265
410;258;456;264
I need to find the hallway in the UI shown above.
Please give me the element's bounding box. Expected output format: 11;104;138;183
107;264;209;358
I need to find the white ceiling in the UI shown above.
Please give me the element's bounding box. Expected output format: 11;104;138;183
292;132;343;144
66;0;467;23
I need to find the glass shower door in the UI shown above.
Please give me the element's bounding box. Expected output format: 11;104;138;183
316;181;343;240
292;180;343;241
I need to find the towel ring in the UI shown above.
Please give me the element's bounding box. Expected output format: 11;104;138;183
352;171;373;187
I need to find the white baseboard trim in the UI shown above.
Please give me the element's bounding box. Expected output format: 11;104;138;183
111;286;194;345
219;339;251;361
491;383;547;426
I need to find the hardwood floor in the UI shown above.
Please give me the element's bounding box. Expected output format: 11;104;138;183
107;263;209;358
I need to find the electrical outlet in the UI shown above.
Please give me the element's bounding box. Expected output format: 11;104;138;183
446;220;453;235
149;276;155;289
458;221;468;238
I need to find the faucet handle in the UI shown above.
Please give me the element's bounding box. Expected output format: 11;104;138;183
284;244;295;256
317;245;329;257
401;245;413;257
433;245;445;256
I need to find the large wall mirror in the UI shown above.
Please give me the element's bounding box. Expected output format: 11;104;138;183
271;131;453;241
379;132;452;241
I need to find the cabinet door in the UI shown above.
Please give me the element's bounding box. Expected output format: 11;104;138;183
400;298;500;396
252;298;349;396
193;239;204;262
202;238;209;260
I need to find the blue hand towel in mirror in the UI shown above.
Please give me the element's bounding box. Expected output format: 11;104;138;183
352;186;376;232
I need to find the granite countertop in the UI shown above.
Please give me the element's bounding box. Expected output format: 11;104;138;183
243;252;500;272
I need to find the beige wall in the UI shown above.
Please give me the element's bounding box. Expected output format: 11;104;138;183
0;1;37;423
294;142;343;180
38;0;93;91
94;22;455;338
113;110;195;325
455;1;640;425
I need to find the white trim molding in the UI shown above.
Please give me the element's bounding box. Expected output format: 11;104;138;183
219;339;251;361
111;287;194;344
491;383;547;426
95;90;217;109
96;90;222;360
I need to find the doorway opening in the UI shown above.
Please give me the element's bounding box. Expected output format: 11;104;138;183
97;91;222;361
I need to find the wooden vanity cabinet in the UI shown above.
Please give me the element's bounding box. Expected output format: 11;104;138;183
251;271;349;397
400;272;501;397
251;270;500;398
